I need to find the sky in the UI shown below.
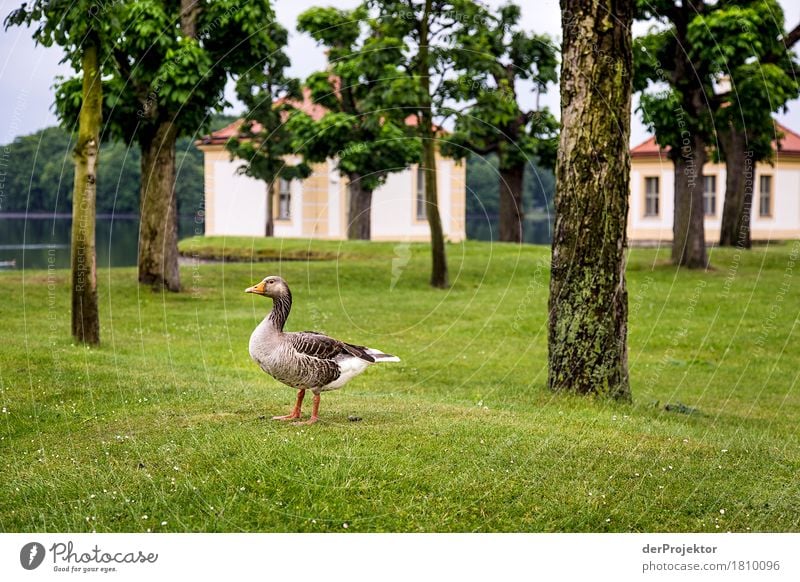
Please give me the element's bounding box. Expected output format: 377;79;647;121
1;0;800;147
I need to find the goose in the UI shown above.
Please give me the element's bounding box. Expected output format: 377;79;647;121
245;276;399;425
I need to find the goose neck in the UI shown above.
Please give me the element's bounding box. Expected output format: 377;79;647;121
267;291;292;331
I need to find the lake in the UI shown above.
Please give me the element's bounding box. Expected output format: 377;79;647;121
0;215;200;270
0;214;553;271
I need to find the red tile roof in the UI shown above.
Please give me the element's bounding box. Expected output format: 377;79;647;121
197;87;442;147
630;122;800;159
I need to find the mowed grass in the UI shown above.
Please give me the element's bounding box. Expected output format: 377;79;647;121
1;237;798;532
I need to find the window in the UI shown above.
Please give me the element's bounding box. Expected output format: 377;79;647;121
277;178;291;220
416;166;427;220
644;177;659;217
759;175;772;217
703;175;717;216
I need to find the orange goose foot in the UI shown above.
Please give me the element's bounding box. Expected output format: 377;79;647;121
292;393;321;426
272;389;305;421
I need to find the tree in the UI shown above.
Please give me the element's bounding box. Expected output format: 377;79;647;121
5;0;116;344
288;6;420;240
442;2;558;243
61;0;282;291
226;22;311;237
367;0;486;287
694;2;800;248
635;1;716;269
548;0;633;400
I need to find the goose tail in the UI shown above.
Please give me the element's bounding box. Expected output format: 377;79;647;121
365;348;400;363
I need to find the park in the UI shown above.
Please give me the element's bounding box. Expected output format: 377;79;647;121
1;0;799;537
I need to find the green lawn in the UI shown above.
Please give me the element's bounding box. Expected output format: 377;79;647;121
1;237;798;532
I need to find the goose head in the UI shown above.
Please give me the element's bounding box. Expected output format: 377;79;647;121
245;276;290;299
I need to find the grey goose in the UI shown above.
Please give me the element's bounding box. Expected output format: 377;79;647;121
246;276;399;425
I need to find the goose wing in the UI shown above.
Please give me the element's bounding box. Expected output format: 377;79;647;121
289;331;376;363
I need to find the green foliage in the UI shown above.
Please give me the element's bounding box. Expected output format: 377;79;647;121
52;0;282;148
3;241;799;531
287;5;420;191
692;0;799;163
4;0;119;65
226;22;311;189
0;125;212;215
440;2;558;171
634;0;800;163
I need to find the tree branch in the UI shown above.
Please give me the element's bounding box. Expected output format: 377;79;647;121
784;23;800;49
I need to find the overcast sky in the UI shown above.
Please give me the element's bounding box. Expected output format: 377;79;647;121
2;0;799;147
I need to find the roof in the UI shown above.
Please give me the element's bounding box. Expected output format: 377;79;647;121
630;121;800;159
198;88;327;146
197;86;443;147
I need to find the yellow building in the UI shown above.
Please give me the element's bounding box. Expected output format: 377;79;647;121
629;123;800;243
196;108;466;242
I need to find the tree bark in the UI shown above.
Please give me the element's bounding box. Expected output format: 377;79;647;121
138;120;180;291
548;0;632;401
266;182;274;237
671;134;708;268
346;174;373;240
718;126;752;249
419;0;448;288
70;44;102;345
499;162;524;243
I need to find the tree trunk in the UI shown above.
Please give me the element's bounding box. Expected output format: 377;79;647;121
719;126;752;249
548;0;633;401
70;44;102;345
347;174;373;240
419;0;448;288
671;135;708;268
499;162;524;243
266;182;274;237
138;120;180;291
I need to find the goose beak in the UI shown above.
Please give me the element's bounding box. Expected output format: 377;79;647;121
245;281;266;295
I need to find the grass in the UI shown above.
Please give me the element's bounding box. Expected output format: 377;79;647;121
1;237;798;532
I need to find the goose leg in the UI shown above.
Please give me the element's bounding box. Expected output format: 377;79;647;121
273;389;305;421
293;393;321;425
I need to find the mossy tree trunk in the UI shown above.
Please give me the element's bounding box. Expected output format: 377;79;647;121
671;134;708;268
347;173;373;241
548;0;632;401
419;0;448;288
719;126;752;249
70;44;101;346
499;162;524;243
138;120;180;291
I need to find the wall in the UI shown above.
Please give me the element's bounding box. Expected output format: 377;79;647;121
200;144;467;242
629;156;800;242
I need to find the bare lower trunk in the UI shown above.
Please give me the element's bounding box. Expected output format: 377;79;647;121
266;182;274;237
671;135;707;268
499;162;524;243
548;0;632;401
139;121;180;291
719;126;752;249
419;0;448;288
422;137;448;287
71;45;101;345
347;174;373;240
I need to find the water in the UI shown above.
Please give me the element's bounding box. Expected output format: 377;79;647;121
465;215;553;245
0;216;199;270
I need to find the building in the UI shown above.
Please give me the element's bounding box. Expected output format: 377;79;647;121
628;123;800;243
196;101;466;241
